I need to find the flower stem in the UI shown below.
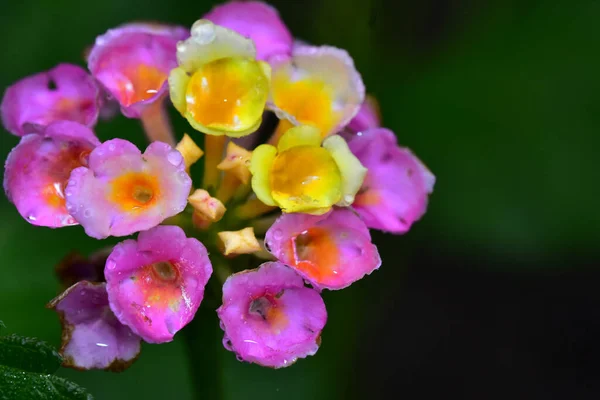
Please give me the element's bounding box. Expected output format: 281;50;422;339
140;100;176;146
182;306;224;400
203;135;227;190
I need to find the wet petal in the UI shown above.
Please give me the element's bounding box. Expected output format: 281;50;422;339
47;281;141;371
1;64;100;136
322;135;367;206
65;139;191;239
88;23;187;118
249;144;278;206
348;128;435;233
3;121;100;227
265;208;381;290
270;45;365;137
170;20;270;137
204;1;293;62
217;262;326;368
105;225;212;343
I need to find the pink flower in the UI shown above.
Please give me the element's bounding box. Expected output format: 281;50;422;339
47;281;141;371
1;64;100;136
204;1;292;63
105;226;212;343
348;128;435;233
3;121;100;227
65;139;191;239
265;208;381;290
88;23;188;118
217;262;327;368
347;95;381;133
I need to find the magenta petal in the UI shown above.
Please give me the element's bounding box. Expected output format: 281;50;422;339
348;128;435;233
88;23;188;118
204;1;293;62
265;208;381;290
217;262;327;368
347;96;381;133
3;121;100;227
105;226;212;343
65;139;191;239
1;64;100;136
48;281;141;371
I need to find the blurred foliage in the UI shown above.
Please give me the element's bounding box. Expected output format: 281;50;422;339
0;0;598;399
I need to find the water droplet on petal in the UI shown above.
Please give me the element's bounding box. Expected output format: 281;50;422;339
27;214;37;221
273;229;283;240
191;21;216;44
344;194;354;204
178;171;189;182
222;336;233;351
83;208;93;218
167;150;183;166
108;143;116;151
236;354;244;362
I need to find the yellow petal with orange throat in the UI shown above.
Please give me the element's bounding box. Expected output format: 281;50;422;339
183;57;270;137
271;66;340;138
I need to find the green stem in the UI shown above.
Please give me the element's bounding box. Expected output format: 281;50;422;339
182;304;224;400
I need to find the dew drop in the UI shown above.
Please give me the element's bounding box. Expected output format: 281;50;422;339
95;343;108;347
176;42;186;53
191;21;216;44
27;214;37;221
236;355;244;362
106;260;116;270
178;170;189;182
222;337;233;351
108;143;116;151
167;150;183;166
273;229;283;240
83;209;93;218
344;194;354;204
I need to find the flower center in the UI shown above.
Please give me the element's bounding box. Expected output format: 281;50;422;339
119;64;167;106
272;72;340;138
151;261;179;282
110;172;160;212
43;143;93;209
185;57;269;132
248;293;288;333
291;227;340;282
269;146;341;212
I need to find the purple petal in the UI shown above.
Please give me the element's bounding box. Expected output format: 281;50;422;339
3;121;100;227
204;1;293;62
65;139;191;239
47;281;141;371
1;64;100;136
348;128;435;233
217;262;327;368
265;208;381;290
88;23;188;118
105;226;213;343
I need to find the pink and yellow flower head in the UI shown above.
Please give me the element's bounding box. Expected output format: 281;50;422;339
88;23;188;118
265;208;381;290
250;125;366;214
47;281;141;371
204;1;293;63
4;120;100;227
1;64;100;136
217;262;326;368
169;19;271;137
348;128;435;233
105;226;213;343
65;139;192;239
270;44;365;139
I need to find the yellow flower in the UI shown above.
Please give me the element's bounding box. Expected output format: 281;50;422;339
250;125;366;214
169;20;271;137
269;45;364;141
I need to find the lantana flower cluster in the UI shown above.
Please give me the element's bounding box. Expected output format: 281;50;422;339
3;1;434;370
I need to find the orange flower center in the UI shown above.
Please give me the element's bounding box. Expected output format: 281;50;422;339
118;64;167;106
289;227;341;282
110;172;160;212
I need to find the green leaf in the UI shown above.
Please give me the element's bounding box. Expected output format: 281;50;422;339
0;335;62;374
0;365;93;400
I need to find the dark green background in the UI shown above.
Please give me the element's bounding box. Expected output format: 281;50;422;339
1;0;599;398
